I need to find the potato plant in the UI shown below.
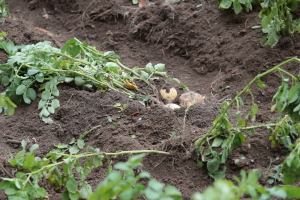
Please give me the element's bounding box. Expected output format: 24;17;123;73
194;57;300;180
0;39;185;123
217;0;300;47
0;140;171;200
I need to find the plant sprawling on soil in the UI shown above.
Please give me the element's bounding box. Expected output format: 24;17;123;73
1;0;300;199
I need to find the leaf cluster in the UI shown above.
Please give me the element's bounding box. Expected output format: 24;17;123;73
0;136;171;200
217;0;300;47
0;38;184;122
195;57;300;180
89;154;182;200
192;170;300;200
196;100;246;179
272;78;300;121
259;0;298;47
281;138;300;184
0;0;8;22
268;116;300;150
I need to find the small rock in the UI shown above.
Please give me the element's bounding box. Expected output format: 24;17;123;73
88;34;97;39
164;103;180;110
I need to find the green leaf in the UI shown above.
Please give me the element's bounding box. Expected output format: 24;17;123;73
145;188;161;200
48;106;55;114
69;145;79;154
51;99;60;109
257;79;267;88
74;76;85;86
29;144;39;152
207;158;220;174
40;107;50;117
251;25;261;29
93;155;103;167
209;170;226;180
141;71;150;79
145;63;155;74
79;184;92;199
64;77;74;83
132;0;139;4
261;16;271;29
232;133;246;150
282;186;300;199
165;185;181;196
42;117;53;124
288;85;299;104
212;138;223;147
36;187;47;198
69;191;80;200
220;0;233;9
27;69;39;75
6;104;15;115
52;86;59;97
16;85;26;95
293;104;300;112
148;179;165;191
26;88;37;101
62;190;71;200
77;139;85;149
23;93;31;104
66;178;78;193
41;90;51;101
38;100;47;110
106;62;119;74
23;154;35;170
154;63;165;71
1;75;10;86
4;188;17;195
233;1;242;14
35;73;44;83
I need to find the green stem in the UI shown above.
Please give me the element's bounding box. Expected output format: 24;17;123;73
22;149;169;187
80;124;102;139
42;50;95;69
206;123;277;142
278;68;298;81
194;57;299;147
240;123;277;130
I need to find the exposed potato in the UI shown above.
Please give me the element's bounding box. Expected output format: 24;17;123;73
179;91;205;106
160;87;178;103
164;103;181;110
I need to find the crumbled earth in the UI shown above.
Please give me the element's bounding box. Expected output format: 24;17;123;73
1;0;300;199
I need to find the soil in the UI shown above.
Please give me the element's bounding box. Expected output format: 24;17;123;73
1;0;300;199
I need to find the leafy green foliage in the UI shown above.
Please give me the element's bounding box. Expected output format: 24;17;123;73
89;154;182;200
195;57;300;179
0;0;8;22
268;116;300;150
259;0;298;47
281;138;300;184
217;0;254;14
0;139;170;200
216;0;300;47
272;78;300;121
192;170;300;200
0;39;184;123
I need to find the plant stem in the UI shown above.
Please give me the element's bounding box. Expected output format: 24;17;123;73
42;51;94;68
23;149;169;187
194;57;299;147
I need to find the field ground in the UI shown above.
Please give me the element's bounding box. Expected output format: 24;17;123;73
1;0;300;199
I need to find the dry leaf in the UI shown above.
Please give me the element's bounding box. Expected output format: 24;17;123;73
139;0;148;7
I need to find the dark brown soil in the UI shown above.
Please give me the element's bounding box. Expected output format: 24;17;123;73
1;0;300;199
